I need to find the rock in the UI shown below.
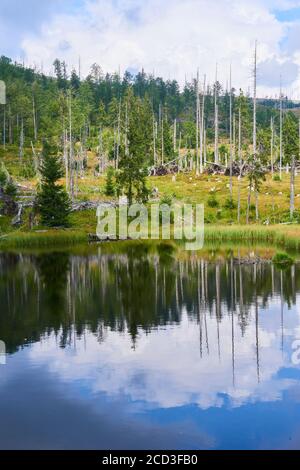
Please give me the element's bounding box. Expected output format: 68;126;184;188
0;188;18;216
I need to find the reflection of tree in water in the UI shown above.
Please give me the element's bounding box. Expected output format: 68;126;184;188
0;248;299;356
35;252;69;313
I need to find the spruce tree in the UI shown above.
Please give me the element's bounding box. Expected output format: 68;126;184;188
116;93;150;204
105;166;115;196
37;141;71;227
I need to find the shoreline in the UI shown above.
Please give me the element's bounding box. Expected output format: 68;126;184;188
1;224;300;252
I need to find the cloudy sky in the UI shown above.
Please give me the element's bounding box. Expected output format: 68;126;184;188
2;0;300;97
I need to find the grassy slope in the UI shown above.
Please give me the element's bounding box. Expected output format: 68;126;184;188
1;145;300;248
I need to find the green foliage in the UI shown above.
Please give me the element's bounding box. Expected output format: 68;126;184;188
116;92;150;204
0;54;286;170
247;156;266;193
272;252;294;267
283;112;298;164
37;141;71;227
273;174;281;182
0;164;17;198
19;161;36;179
224;197;236;210
160;194;173;206
105;167;115;196
207;193;219;208
4;180;17;198
117;160;149;205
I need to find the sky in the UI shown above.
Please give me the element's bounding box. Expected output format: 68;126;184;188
1;0;300;98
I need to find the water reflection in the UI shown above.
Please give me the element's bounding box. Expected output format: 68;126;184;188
0;246;300;449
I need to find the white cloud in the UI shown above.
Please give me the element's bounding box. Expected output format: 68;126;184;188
24;298;300;411
17;0;300;97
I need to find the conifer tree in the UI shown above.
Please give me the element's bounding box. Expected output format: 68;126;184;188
116;92;150;204
37;140;71;227
105;166;115;196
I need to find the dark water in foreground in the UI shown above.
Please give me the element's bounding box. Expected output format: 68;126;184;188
0;245;300;450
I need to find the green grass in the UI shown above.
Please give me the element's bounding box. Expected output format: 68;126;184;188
1;144;300;249
204;225;300;252
0;230;87;248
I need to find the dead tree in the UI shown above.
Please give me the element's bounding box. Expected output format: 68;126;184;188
270;116;274;176
32;94;37;141
279;77;283;179
200;75;206;174
290;154;295;220
19;117;24;162
2;104;6;149
214;64;219;164
253;41;257;159
229;65;233;198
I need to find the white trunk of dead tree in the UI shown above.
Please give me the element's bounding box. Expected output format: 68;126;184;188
2;105;6;149
279;78;283;180
116;99;121;170
290;154;295;220
271;116;274;176
214;65;219;164
238;106;242;165
196;71;200;175
200;75;206;174
19;117;24;162
173;118;177;154
229;66;233;198
69;91;74;199
32;95;37;141
63;128;69;192
253;41;257;159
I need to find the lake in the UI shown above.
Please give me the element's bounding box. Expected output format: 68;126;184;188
0;243;300;450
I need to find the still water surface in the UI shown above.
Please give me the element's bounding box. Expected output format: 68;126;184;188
0;244;300;449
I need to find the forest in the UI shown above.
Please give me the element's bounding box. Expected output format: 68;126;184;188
1;53;300;246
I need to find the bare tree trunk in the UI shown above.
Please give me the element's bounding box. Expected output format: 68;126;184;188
246;187;251;224
159;104;164;166
279;77;283;180
63;128;69;192
8;105;12;144
238;106;242;165
270;116;274;176
116;99;121;170
229;66;233;198
173;118;177;154
200;75;206;174
253;41;257;159
290;154;295;220
237;173;242;224
237;106;242;222
69;91;74;200
214;65;219;164
255;189;259;221
196;71;200;175
19;117;24;162
32;95;37;141
98;126;104;175
31;141;39;175
125;101;129;158
3;105;6;149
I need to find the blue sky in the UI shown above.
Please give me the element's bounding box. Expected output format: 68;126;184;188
274;6;300;21
1;0;300;97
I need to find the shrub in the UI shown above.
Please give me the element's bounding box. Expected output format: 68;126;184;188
223;197;236;210
273;174;281;182
272;252;294;267
207;194;219;208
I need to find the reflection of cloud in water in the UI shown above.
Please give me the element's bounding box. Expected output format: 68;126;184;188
28;300;300;411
